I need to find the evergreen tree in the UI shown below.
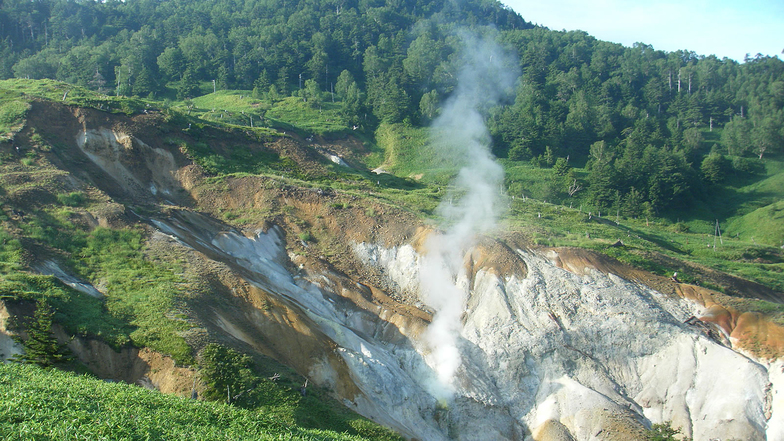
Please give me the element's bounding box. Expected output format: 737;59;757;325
553;157;571;176
304;78;321;107
700;152;729;184
132;66;156;97
542;146;555;167
12;299;72;367
252;70;271;99
199;343;255;405
341;82;363;125
177;68;199;100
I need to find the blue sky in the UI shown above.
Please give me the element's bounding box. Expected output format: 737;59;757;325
503;0;784;62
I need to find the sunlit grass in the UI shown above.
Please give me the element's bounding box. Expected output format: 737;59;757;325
0;363;397;441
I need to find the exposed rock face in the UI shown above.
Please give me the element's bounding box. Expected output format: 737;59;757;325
351;243;781;441
0;302;23;362
141;210;783;440
13;104;783;441
75;128;181;203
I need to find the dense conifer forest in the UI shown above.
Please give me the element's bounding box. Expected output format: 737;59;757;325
1;0;782;216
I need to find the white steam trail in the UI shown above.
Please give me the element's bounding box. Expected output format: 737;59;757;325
420;33;518;402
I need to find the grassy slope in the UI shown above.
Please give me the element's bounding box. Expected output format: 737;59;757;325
724;158;784;246
375;120;783;300
0;81;401;440
1;80;782;436
2;80;781;306
0;363;396;441
188;91;350;137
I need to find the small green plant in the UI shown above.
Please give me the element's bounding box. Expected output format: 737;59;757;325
298;231;313;242
29;131;51;151
56;192;85;207
644;422;691;441
671;222;690;233
0;98;31;140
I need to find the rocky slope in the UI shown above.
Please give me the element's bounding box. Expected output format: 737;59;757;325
2;101;783;440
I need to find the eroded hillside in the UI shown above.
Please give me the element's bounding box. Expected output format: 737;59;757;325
2;100;784;441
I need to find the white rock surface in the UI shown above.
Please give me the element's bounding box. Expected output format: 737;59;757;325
76;128;178;199
151;215;780;441
33;260;105;298
354;243;780;441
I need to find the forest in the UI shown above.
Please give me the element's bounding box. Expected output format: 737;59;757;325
1;0;782;216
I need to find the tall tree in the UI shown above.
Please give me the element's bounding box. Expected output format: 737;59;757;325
12;299;72;368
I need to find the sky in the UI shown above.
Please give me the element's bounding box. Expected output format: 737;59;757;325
503;0;784;62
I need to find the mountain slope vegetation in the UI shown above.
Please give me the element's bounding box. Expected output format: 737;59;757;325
0;0;783;439
3;0;782;236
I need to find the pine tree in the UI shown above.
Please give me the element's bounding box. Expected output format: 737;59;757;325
177;68;199;100
12;299;72;367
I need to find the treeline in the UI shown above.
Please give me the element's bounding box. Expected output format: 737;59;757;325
0;0;526;116
492;29;784;214
1;0;782;215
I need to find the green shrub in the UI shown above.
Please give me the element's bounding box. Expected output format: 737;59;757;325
199;343;257;404
645;422;691;441
56;192;85;207
732;156;765;175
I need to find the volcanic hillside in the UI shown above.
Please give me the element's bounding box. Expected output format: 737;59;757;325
0;91;782;441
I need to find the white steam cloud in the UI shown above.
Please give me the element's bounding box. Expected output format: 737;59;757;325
420;32;518;402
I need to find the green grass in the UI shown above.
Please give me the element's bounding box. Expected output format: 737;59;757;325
187;92;350;137
718;157;784;247
725;200;784;248
504;196;784;294
265;96;349;137
0;362;398;441
0;272;133;348
172;137;301;179
502;159;587;205
374;122;454;184
190;90;271;128
0;177;193;360
0;79;148;115
77;227;194;363
2;217;193;360
0;94;30;141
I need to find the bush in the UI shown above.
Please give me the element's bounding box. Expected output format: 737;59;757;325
645;423;691;441
199;343;257;405
56;192;85;207
671;222;690;233
700;153;729;184
731;156;765;175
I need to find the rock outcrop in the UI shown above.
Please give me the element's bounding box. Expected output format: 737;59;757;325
9;103;782;441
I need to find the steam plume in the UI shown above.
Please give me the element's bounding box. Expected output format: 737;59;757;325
420;32;518;401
